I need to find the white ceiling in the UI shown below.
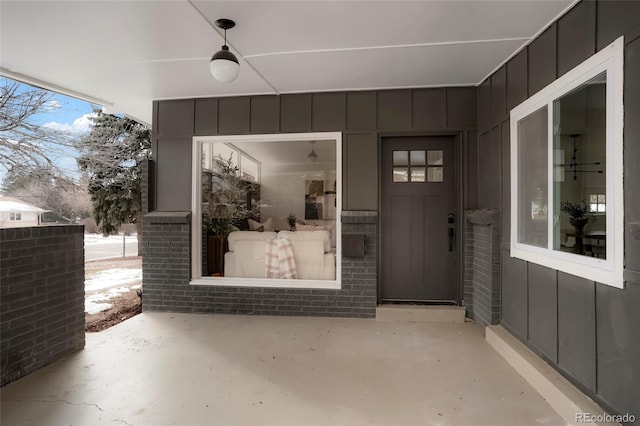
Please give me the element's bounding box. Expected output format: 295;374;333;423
0;0;576;125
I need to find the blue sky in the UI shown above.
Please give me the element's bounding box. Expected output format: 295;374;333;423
1;76;99;182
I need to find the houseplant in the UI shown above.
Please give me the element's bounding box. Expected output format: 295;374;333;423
203;155;256;275
560;200;593;231
286;213;297;231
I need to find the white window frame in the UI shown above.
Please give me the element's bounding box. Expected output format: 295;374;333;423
191;132;342;289
510;36;624;288
9;212;22;221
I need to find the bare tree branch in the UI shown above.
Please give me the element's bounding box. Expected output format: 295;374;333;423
0;79;76;175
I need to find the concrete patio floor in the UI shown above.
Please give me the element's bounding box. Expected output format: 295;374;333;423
1;312;564;426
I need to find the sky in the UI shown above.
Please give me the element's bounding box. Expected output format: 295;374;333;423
1;76;99;183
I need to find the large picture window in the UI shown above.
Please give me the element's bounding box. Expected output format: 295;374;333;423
191;132;342;289
510;37;624;288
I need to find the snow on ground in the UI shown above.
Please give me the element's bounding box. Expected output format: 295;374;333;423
85;268;142;315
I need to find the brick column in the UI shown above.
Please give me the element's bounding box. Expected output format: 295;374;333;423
463;210;501;329
0;225;85;386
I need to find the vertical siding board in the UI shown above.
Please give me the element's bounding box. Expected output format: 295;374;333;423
250;96;280;133
501;121;510;242
528;264;558;363
477;131;492;210
412;88;446;130
345;133;378;210
446;87;477;128
218;97;250;134
347;92;377;130
377;90;411;130
490;126;501;210
501;252;528;339
155;138;192;211
624;38;640;272
467;131;479;209
157;99;194;137
478;80;491;134
596;0;640;50
311;92;346;131
490;66;507;126
506;49;528;111
194;99;218;135
557;0;596;76
557;272;596;392
280;94;312;132
596;282;640;416
528;24;557;96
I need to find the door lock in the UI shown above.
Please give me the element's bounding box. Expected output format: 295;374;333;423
447;213;455;252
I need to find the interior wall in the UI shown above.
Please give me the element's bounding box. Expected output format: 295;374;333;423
478;0;640;418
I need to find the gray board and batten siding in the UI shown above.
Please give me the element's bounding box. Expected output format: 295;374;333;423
478;0;640;420
145;88;477;318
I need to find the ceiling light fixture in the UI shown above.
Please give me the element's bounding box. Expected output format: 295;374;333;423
307;141;319;162
210;18;239;83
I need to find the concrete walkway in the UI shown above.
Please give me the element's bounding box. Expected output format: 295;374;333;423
1;313;564;426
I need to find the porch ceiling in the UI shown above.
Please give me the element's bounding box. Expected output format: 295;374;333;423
0;1;576;125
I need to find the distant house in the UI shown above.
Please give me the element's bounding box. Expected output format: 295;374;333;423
0;197;46;228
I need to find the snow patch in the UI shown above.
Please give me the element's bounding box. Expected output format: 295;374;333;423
84;268;141;314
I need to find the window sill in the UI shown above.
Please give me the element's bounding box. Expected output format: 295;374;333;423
190;277;341;290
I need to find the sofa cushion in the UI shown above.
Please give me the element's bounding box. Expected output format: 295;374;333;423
227;230;276;251
278;230;331;253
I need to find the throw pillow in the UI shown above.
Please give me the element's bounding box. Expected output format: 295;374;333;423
248;218;273;232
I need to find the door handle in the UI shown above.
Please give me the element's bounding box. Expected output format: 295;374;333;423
448;227;454;252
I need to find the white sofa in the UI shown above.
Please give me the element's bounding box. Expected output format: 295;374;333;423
224;230;335;280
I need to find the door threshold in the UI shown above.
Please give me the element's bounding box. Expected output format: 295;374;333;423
376;304;465;323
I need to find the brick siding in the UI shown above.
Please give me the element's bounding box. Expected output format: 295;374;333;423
463;210;501;328
0;225;85;386
142;211;378;318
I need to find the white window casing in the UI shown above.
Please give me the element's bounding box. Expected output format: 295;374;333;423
191;132;342;290
510;37;624;288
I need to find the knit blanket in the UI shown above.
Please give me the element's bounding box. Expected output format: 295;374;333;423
265;237;297;279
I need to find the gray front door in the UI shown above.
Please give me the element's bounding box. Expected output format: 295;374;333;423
381;136;457;302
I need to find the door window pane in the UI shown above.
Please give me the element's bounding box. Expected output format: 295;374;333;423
517;106;548;248
410;150;425;166
393;167;409;182
427;150;443;165
393;151;408;166
411;167;426;182
427;167;443;182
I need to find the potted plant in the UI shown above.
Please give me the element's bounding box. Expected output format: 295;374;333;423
560;200;593;232
202;156;256;275
286;213;297;231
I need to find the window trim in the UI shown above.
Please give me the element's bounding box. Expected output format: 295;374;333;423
191;132;342;289
510;36;624;288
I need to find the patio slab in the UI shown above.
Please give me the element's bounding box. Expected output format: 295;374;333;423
0;312;564;426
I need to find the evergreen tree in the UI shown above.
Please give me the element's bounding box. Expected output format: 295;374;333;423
76;111;150;250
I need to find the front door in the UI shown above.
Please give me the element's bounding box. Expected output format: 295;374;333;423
381;136;457;302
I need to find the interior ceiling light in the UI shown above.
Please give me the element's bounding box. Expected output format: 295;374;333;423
210;18;239;83
307;141;319;162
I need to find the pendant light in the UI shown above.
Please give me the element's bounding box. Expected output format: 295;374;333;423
210;19;239;83
307;141;319;162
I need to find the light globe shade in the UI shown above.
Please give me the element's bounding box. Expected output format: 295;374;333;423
210;47;239;83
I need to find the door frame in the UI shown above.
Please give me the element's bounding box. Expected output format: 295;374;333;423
377;131;465;305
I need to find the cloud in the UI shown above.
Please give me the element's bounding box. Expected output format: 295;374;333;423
43;112;96;134
44;100;61;111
